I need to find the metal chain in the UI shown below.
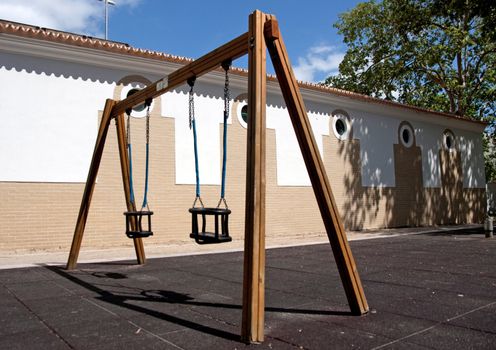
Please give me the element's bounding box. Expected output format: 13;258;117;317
189;84;195;129
145;103;150;144
126;113;131;144
224;68;230;119
192;196;204;209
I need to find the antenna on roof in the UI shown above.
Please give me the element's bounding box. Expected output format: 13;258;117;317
99;0;116;40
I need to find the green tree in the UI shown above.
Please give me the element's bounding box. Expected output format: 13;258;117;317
483;134;496;182
326;0;496;181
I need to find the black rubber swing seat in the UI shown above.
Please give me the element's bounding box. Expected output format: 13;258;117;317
124;210;154;239
189;207;232;244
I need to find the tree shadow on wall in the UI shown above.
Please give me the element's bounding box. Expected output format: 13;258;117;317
335;137;393;230
335;136;485;230
385;143;424;227
439;149;461;224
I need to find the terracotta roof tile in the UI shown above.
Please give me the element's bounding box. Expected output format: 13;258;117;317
0;19;193;64
0;19;485;126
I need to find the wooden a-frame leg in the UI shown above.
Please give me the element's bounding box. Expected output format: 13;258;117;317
115;113;146;264
264;19;369;315
242;10;267;344
67;99;117;270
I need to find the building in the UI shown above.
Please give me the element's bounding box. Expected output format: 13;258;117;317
0;20;487;252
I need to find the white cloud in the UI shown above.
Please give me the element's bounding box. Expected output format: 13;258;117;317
118;0;142;7
293;44;344;83
0;0;141;37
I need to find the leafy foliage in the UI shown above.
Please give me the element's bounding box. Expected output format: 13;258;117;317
326;0;496;181
484;133;496;183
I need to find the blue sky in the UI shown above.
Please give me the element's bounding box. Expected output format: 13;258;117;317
0;0;364;82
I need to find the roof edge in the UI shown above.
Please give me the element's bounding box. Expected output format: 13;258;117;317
0;18;487;128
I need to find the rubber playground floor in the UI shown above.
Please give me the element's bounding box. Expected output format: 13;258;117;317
1;227;495;349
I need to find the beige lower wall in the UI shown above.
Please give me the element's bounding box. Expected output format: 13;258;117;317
0;100;486;252
324;132;485;230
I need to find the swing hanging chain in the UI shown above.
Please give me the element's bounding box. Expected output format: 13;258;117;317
217;197;229;209
188;76;202;201
223;63;230;121
141;99;152;211
126;113;131;146
192;196;204;209
188;86;194;129
218;60;231;205
126;111;136;205
145;98;152;145
187;77;196;130
141;202;150;212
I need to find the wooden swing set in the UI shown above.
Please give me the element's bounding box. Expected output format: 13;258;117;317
67;10;368;343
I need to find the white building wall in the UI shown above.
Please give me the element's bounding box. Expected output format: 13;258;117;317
0;49;487;191
350;109;398;187
413;122;486;189
414;121;443;188
456;128;486;188
266;103;329;187
0;52;115;182
161;86;224;186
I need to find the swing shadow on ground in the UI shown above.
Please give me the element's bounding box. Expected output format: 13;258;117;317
45;265;353;343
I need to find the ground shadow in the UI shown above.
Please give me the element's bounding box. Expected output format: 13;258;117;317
46;265;353;343
47;265;241;342
422;226;486;237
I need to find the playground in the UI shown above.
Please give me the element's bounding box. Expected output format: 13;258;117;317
64;10;369;343
0;9;493;349
1;227;495;349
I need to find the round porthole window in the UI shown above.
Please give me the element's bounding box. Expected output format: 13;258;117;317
399;123;414;148
332;113;351;141
335;119;347;136
241;105;248;124
236;102;248;128
443;130;456;151
127;88;146;113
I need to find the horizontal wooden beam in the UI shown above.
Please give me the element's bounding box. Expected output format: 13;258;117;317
112;32;250;117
